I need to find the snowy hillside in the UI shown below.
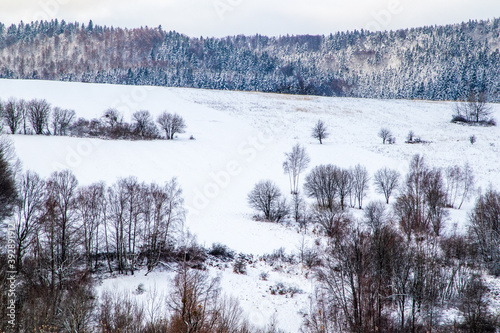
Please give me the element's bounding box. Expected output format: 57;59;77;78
2;79;500;331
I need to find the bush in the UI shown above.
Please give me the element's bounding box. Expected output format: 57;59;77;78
451;114;468;123
378;127;392;144
233;254;247;274
300;248;322;269
269;282;303;297
262;248;296;265
208;243;234;261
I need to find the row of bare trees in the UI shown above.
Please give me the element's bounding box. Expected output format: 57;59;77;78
0;98;187;140
11;169;185;277
250;146;474;236
0;142;278;332
304;187;499;333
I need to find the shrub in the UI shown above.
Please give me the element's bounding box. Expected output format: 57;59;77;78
269;282;303;297
233;254;247;274
208;243;234;261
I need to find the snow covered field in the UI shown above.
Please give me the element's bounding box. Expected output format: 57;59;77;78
1;79;500;331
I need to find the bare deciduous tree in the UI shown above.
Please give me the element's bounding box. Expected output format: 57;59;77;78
352;164;370;209
102;108;122;129
312;203;352;239
0;138;17;222
51;107;76;136
13;171;45;271
304;164;338;210
143;178;185;271
247;180;288;222
374;167;400;204
423;168;448;236
336;168;352;211
444;163;475;209
76;182;106;270
132;110;158;139
364;201;386;231
312;119;329;144
468;188;500;276
454;90;493;124
168;268;220;332
458;162;474;210
3;98;23;134
283;143;310;194
42;170;79;290
157;111;186;140
27;99;51;135
378;127;392;144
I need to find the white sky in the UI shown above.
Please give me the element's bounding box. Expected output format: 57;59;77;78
0;0;499;37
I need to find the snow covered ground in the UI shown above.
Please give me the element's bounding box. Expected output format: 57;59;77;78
1;79;500;331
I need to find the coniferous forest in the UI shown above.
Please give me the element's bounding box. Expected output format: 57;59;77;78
1;18;500;101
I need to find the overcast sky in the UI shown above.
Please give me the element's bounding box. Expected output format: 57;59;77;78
1;0;499;37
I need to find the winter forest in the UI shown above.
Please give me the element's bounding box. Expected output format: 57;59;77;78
1;18;500;100
0;15;500;333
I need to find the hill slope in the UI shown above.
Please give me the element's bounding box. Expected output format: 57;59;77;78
1;18;500;100
1;79;500;331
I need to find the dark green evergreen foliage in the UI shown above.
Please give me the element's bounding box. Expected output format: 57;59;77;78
1;18;500;100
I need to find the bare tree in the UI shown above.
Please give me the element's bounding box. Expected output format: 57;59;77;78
0;139;17;222
335;168;352;211
3;98;23;134
364;201;386;231
102;108;122;129
13;171;45;271
378;127;392;144
304;164;338;210
282;143;310;194
18;99;28;134
168;268;220;332
76;182;106;270
352;164;370;209
247;180;288;222
454;90;493;124
120;177;142;275
374;167;400;204
143;178;185;271
458;162;474;210
312;119;329;144
316;229;375;333
27;99;51;135
423;168;448;236
157;111;186;140
312;203;352;239
51;107;75;136
291;192;308;230
394;155;436;240
107;181;128;274
444;165;462;208
444;163;475;209
468;188;500;276
132;110;158;139
0;100;3;132
42;170;79;290
99;290;145;332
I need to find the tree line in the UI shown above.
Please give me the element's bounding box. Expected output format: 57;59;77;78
1;18;500;101
0;97;187;140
